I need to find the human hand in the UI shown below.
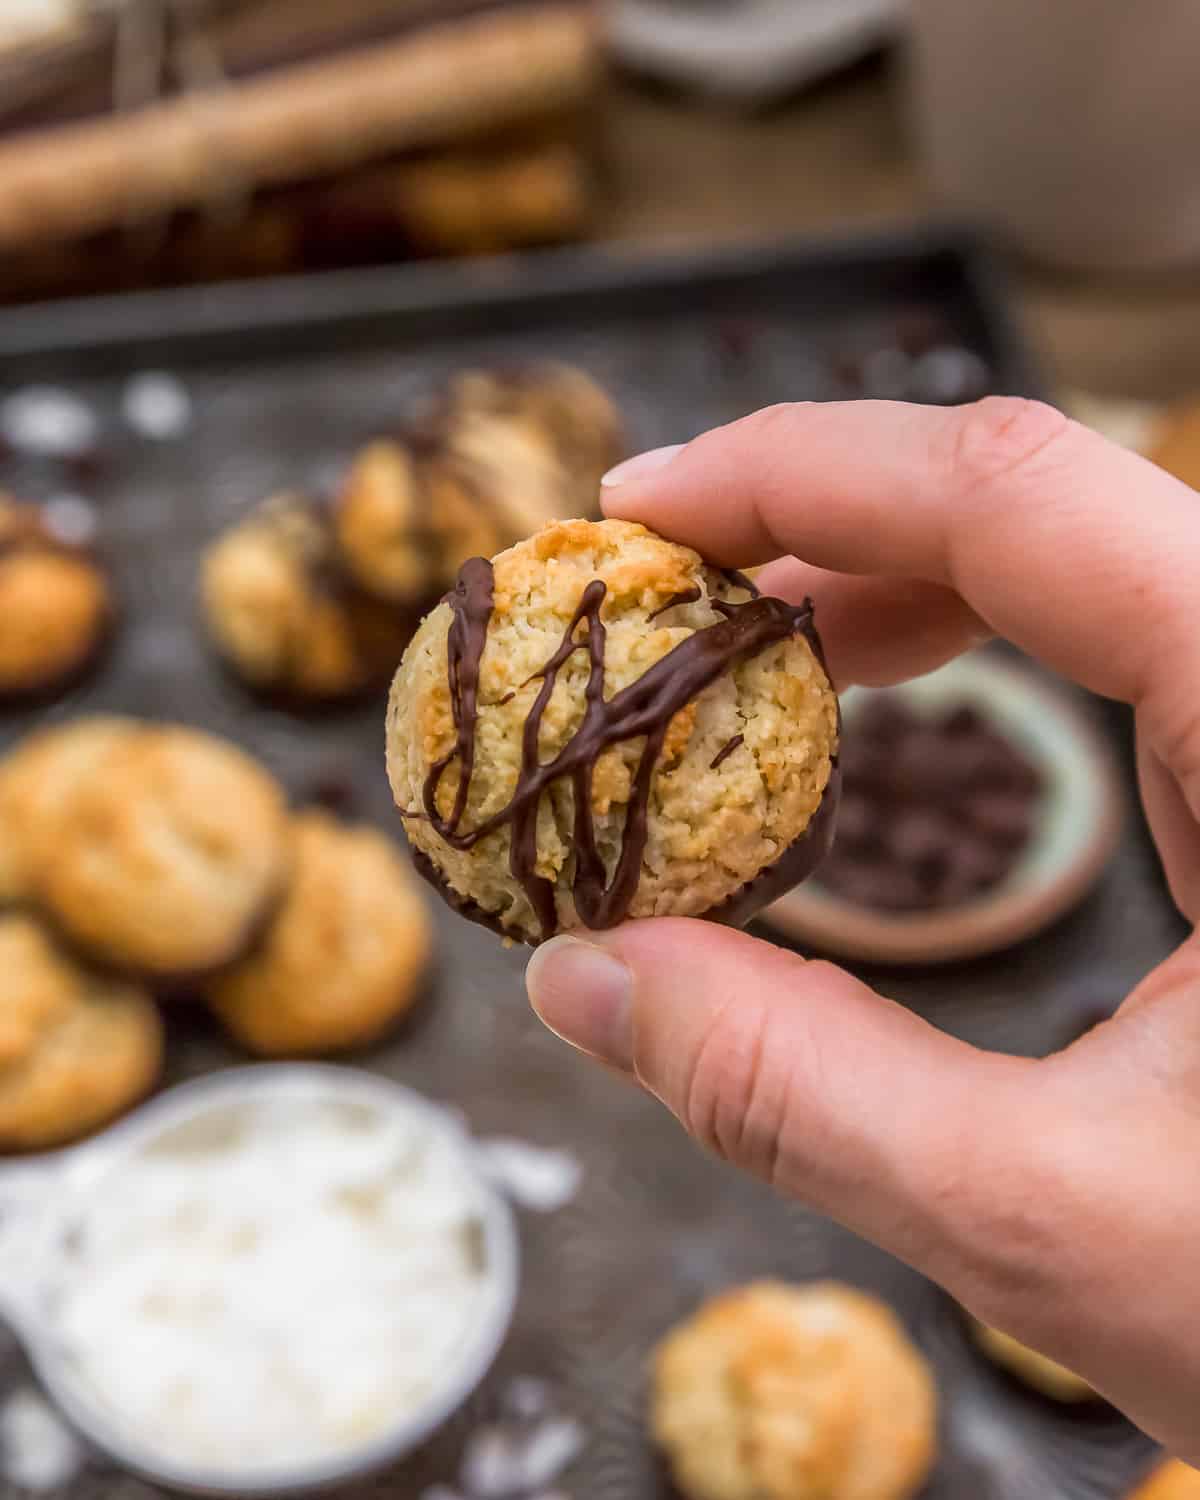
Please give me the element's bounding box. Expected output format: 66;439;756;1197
524;397;1200;1459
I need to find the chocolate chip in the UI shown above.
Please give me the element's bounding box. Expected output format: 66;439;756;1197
822;859;898;910
943;835;1010;893
886;809;951;868
869;868;934;912
940;703;986;738
856;695;915;745
827;348;865;393
965;792;1035;848
840;742;895;798
304;769;358;816
65;446;111;485
891;308;951;358
713;318;759;366
826;691;1043;914
833;792;877;853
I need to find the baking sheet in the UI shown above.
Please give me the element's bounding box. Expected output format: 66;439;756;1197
0;233;1181;1498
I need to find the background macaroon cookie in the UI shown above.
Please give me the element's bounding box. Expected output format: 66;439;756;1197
651;1281;936;1500
29;724;290;983
0;914;162;1151
0;716;138;909
201;492;411;705
334;362;623;613
207;809;433;1057
0;495;112;703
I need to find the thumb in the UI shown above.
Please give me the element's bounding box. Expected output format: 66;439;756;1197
526;918;1033;1289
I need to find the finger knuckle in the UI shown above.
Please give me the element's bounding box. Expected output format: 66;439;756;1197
947;396;1074;495
926;1079;1074;1314
734;401;811;454
681;997;787;1184
1148;696;1200;816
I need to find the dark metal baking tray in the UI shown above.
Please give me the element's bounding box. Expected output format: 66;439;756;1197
0;231;1181;1499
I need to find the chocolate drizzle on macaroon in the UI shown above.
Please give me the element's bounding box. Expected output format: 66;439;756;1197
410;558;832;942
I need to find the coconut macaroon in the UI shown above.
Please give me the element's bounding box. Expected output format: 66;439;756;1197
0;495;112;702
386;518;839;945
29;724;290;982
435;362;623;526
0;716;139;908
0;915;162;1151
333;439;505;611
208;810;433;1057
651;1282;937;1500
201;493;410;704
335;364;622;613
970;1320;1096;1403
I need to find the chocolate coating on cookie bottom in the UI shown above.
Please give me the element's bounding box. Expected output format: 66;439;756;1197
409;764;840;946
405;557;837;942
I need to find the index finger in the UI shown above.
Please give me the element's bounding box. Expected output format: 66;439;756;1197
601;397;1200;720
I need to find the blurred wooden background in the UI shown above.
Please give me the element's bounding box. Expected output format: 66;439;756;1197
2;1;1200;404
599;57;1200;402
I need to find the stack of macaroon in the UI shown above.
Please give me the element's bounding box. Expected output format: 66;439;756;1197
0;716;432;1151
201;361;622;706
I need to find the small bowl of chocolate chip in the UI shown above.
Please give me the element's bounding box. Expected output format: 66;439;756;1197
763;651;1125;964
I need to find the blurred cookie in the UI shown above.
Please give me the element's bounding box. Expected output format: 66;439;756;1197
0;716;138;907
334;364;622;611
439;362;623;514
387;519;838;944
0;496;112;702
208;809;432;1056
651;1281;936;1500
1129;1462;1200;1500
970;1320;1095;1402
201;493;410;704
333;439;503;611
31;724;290;982
1148;398;1200;491
0;915;161;1150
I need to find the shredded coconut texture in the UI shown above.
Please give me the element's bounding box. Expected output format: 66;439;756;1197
51;1092;491;1472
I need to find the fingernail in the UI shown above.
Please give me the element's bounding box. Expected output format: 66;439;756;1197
600;444;684;488
526;934;634;1070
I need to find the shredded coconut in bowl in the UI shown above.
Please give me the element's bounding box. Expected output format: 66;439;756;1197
45;1085;503;1478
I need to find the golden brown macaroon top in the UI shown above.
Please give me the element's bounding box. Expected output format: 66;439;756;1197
30;724;290;980
0;495;110;697
388;518;838;943
440;363;622;512
651;1281;936;1500
335;364;621;610
201;493;408;702
208;809;432;1057
0;915;162;1150
333;440;503;608
0;716;138;908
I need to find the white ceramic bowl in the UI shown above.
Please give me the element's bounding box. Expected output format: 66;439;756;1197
0;1065;520;1496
